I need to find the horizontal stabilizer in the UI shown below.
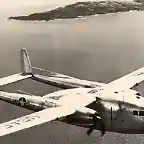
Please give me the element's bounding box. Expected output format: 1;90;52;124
0;73;31;86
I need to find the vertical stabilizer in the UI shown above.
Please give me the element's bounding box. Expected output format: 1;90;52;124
20;48;32;75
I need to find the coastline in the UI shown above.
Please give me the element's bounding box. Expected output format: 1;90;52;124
8;1;144;21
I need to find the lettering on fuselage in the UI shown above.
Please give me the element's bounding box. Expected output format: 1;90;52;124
5;115;40;129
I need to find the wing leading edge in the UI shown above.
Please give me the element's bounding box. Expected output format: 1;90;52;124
108;66;144;91
0;106;75;137
0;89;99;137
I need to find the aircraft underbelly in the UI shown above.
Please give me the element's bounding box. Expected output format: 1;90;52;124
60;112;95;128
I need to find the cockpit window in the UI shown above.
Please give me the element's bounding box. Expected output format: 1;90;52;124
139;111;144;116
136;93;141;96
133;110;138;115
136;93;141;99
136;96;140;99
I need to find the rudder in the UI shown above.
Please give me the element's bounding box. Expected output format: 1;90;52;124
20;48;32;75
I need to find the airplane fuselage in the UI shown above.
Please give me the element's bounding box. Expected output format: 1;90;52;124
1;87;144;134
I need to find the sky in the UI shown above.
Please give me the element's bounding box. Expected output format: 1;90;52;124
0;0;74;16
2;0;62;8
0;0;134;16
1;0;94;15
1;0;89;9
1;0;134;10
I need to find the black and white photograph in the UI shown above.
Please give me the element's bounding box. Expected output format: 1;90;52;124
1;0;144;144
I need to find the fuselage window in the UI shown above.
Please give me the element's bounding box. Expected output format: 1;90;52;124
133;110;138;115
139;111;144;116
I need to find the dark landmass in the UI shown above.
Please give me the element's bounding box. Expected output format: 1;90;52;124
8;1;144;21
135;0;144;3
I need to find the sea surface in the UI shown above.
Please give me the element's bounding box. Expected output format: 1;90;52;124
0;7;144;144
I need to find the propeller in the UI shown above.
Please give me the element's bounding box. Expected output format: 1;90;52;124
87;112;106;137
87;125;95;136
87;112;98;135
118;102;122;109
87;97;106;136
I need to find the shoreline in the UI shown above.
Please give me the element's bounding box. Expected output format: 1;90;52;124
8;10;140;23
8;0;143;22
8;1;144;22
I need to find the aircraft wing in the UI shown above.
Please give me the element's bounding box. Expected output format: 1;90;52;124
0;106;75;137
0;73;31;87
0;87;100;137
108;66;144;91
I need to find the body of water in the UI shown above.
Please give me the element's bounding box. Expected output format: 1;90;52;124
0;9;144;144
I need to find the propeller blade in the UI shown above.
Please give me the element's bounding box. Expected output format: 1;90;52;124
87;112;106;137
118;103;122;109
87;112;99;136
87;125;95;135
100;130;106;137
